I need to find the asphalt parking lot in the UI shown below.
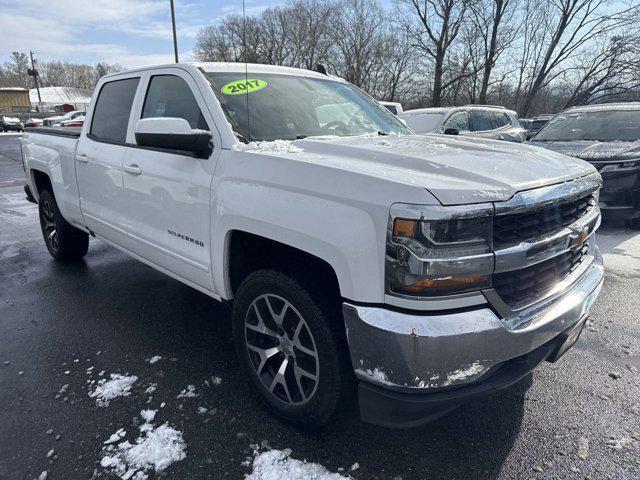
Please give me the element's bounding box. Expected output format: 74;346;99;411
0;133;638;480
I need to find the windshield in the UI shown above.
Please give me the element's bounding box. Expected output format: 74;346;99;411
533;109;640;142
399;112;444;133
205;72;410;142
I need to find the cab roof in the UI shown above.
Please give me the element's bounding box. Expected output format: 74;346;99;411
103;61;344;83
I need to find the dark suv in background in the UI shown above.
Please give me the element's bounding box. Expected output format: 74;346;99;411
399;105;526;142
521;114;554;139
529;103;640;228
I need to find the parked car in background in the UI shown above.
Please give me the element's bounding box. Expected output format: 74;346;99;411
43;110;85;127
529;103;640;228
525;114;554;139
24;118;44;128
378;101;403;115
399;105;526;142
22;62;603;429
1;116;24;132
60;115;85;128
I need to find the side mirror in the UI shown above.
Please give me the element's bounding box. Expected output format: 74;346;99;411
444;127;459;135
135;117;213;158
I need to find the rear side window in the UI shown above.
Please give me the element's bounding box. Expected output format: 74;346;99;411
142;75;209;130
90;78;140;143
491;112;510;128
443;111;470;132
470;110;494;132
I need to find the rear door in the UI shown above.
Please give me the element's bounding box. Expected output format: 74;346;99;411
121;69;219;291
76;77;140;245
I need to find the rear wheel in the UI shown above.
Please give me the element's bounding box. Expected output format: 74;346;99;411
38;189;89;261
232;270;350;428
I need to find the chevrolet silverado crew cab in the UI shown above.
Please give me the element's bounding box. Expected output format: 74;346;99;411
22;63;604;428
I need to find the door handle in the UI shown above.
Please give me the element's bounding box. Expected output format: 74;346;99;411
123;164;142;175
75;154;88;163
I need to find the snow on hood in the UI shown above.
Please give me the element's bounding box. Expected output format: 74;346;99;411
237;134;595;205
530;139;640;162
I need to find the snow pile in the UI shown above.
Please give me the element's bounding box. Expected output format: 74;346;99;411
233;140;303;155
246;449;346;480
100;411;186;480
148;356;162;364
177;385;198;398
355;367;394;386
89;374;138;407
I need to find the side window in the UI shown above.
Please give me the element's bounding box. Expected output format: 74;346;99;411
90;78;140;143
142;75;209;130
492;112;510;128
443;111;470;132
470;110;494;132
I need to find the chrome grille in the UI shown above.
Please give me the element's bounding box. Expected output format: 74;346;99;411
494;194;594;248
493;242;590;310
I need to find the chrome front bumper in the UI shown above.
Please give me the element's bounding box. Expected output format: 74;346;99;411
343;249;604;392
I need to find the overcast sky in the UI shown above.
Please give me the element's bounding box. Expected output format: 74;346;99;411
1;0;386;68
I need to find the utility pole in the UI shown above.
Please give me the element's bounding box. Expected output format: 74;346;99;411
170;0;179;63
28;51;42;112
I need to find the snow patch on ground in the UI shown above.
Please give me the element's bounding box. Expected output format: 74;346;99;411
100;412;186;480
140;409;156;423
89;374;138;407
232;140;303;154
177;385;198;398
246;449;346;480
148;355;162;364
144;383;157;394
442;361;485;386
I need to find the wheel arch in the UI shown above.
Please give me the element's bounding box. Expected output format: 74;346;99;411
223;230;343;303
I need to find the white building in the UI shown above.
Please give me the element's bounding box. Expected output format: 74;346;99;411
29;86;92;112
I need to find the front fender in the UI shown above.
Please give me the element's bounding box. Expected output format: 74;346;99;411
210;150;436;302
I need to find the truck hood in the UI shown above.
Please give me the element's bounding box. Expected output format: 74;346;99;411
528;139;640;163
287;134;596;205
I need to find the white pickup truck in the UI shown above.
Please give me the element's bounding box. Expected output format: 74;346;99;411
22;63;604;428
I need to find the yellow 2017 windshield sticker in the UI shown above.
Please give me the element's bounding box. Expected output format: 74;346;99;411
221;79;267;95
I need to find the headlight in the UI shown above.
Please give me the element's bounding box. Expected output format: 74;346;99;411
386;215;493;297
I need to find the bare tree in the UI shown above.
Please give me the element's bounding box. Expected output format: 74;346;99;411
562;35;640;107
469;0;518;103
398;0;475;106
3;52;30;88
518;0;638;116
191;0;640;112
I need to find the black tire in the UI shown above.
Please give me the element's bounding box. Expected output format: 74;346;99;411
38;189;89;261
232;270;351;428
625;217;640;230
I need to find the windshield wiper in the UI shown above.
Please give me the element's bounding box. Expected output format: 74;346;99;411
233;130;250;143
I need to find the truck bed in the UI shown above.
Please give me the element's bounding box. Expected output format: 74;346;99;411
25;127;81;138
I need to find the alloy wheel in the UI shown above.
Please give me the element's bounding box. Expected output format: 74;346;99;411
41;199;59;252
244;294;320;405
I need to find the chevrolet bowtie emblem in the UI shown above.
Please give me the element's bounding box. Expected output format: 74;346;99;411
569;226;589;250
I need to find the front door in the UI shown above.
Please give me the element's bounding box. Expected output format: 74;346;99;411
76;77;140;245
121;70;217;291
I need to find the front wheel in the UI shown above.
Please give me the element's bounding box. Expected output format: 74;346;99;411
38;189;89;261
232;270;351;428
